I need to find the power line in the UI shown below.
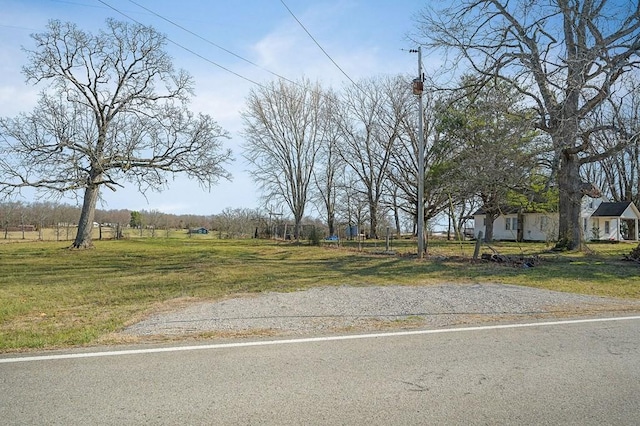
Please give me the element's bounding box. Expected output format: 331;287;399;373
0;24;38;31
91;0;347;123
126;0;297;86
95;0;264;88
73;0;397;118
96;0;359;109
278;0;361;89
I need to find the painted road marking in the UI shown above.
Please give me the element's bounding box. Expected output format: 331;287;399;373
2;315;640;364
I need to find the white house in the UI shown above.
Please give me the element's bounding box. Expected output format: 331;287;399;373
473;198;640;242
588;201;640;241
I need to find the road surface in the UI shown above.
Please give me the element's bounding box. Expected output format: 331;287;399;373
2;316;639;425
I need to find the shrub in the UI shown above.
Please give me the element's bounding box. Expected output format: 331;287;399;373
308;226;321;246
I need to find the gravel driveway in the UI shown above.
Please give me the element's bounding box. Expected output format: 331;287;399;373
123;284;640;338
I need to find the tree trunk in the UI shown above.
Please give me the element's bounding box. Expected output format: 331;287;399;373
483;211;499;242
72;182;100;249
326;207;335;237
484;217;494;242
369;202;378;239
556;151;583;250
293;215;302;241
328;217;335;237
517;211;524;242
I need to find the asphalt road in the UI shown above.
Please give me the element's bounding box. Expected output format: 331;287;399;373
2;316;639;425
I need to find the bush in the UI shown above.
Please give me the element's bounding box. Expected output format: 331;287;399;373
308;226;321;246
624;242;640;261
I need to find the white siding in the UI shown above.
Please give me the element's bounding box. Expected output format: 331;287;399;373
474;213;558;241
591;217;620;240
621;205;639;219
473;215;516;240
522;213;558;242
472;199;638;242
473;215;485;240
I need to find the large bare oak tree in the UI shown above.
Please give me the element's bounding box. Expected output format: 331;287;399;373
335;76;402;239
0;19;232;248
418;0;640;249
242;78;333;240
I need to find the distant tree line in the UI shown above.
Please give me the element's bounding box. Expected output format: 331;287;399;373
0;201;354;241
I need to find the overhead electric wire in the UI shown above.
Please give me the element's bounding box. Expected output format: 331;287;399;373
95;0;356;109
94;0;382;112
96;0;264;88
126;0;297;86
278;0;362;90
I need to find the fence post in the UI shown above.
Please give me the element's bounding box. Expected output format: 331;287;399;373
473;231;483;260
385;226;390;252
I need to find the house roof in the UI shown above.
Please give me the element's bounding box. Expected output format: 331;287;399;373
591;202;632;217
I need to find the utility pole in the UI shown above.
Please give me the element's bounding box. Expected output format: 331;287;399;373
410;46;425;258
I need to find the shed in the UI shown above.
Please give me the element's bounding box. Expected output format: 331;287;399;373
190;227;209;235
589;201;640;241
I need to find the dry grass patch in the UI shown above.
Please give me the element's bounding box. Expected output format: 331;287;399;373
0;237;638;352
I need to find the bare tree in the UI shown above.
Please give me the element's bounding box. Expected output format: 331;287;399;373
418;0;640;249
142;210;163;238
336;171;370;239
242;78;332;240
336;76;402;239
381;177;403;237
595;142;640;205
586;77;640;205
0;201;22;239
0;19;232;248
213;207;259;238
312;104;343;237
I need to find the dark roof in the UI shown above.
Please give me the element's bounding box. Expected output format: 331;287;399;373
591;202;632;217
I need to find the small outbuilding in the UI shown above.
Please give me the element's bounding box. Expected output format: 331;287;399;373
190;227;209;235
589;201;640;241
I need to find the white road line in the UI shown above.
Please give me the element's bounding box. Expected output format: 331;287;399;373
2;315;640;364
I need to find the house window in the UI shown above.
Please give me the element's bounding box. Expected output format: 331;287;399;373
506;217;518;231
583;218;588;232
604;221;610;234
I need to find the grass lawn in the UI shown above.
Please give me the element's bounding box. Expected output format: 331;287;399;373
1;236;638;352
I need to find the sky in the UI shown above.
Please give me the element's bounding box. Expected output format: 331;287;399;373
0;0;429;216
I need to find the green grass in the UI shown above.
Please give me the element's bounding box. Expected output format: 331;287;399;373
0;237;638;352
